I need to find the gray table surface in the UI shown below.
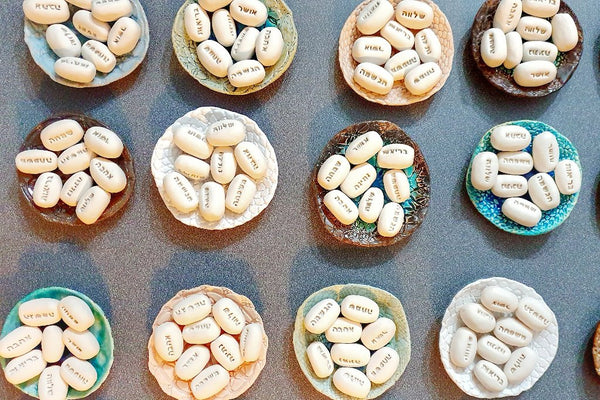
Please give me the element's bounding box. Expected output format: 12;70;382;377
1;0;599;399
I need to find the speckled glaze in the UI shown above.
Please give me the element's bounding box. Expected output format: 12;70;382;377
18;113;135;226
339;0;454;105
314;121;430;247
148;285;268;400
172;0;297;95
23;0;149;88
151;106;278;229
471;0;583;97
293;284;410;400
466;120;580;235
0;287;113;399
439;277;558;398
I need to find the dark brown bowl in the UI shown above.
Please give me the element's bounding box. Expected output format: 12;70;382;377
313;121;430;247
471;0;583;97
18;114;135;225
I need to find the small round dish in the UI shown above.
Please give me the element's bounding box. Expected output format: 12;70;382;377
293;284;411;399
171;0;298;95
339;0;454;105
24;0;150;88
465;120;580;235
148;285;268;400
314;121;430;247
151;106;278;229
470;0;583;97
439;277;558;398
593;322;600;376
0;286;114;399
17;113;135;226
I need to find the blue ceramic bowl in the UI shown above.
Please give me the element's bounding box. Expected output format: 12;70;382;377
466;120;581;235
0;287;113;399
24;1;149;88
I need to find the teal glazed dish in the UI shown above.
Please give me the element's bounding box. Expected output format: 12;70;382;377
172;0;298;95
466;120;581;235
24;0;150;88
293;284;411;400
314;121;430;247
0;287;113;399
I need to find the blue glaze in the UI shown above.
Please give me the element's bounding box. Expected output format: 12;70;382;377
23;1;149;88
0;287;113;399
466;120;581;236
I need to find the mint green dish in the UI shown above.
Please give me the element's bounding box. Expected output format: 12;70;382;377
0;287;113;399
466;120;581;235
293;284;411;399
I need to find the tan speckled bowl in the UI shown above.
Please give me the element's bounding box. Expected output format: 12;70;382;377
339;0;454;105
148;286;268;400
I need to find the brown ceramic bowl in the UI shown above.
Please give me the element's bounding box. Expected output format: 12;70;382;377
594;322;600;376
17;114;135;225
471;0;583;97
314;121;430;247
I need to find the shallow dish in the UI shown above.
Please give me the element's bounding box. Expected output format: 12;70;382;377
18;113;135;226
0;286;114;399
24;0;150;88
148;285;268;400
293;283;411;399
465;120;580;235
314;120;430;247
151;106;278;229
470;0;583;97
338;0;454;105
439;277;558;398
172;0;298;95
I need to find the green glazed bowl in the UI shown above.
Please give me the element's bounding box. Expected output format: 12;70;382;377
293;284;411;399
0;287;114;399
172;0;298;95
466;120;581;235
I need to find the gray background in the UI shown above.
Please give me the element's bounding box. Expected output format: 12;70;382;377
0;0;599;399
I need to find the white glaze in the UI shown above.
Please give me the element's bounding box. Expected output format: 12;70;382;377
190;364;230;400
72;10;110;41
58;296;94;332
481;28;507;68
383;169;410;203
0;326;42;358
212;297;246;335
341;295;379;324
225;174;256;213
491;174;528;198
38;366;69;400
57;143;94;175
172;293;212;325
449;327;477;368
493;0;522;33
522;41;558;63
414;29;441;63
197;40;233;78
554;159;581;195
89;157;127;193
522;0;560;18
16;149;58;174
395;0;433;30
366;346;400;384
356;0;394;35
174;154;211;181
199;181;226;222
551;13;577;52
494;317;533;347
490;125;531;151
384;49;420;81
228;60;265;87
182;317;221;344
212;9;237;47
90;0;132;22
353;63;394;95
185;3;211;42
358;187;384;224
23;0;70;25
175;345;210;381
504;31;523;69
62;328;100;360
361;317;396;350
345;131;383;165
528;172;560;211
229;0;267;26
33;172;62;208
54;57;96;83
477;334;511;364
532;131;559;172
306;341;334;378
46;24;81;58
154;322;184;362
352;36;392;65
325;317;363;344
403;62;442;95
239;322;263;362
84;126;123;158
497;151;533;175
340;163;377;199
459;303;496;333
473;360;508;392
18;298;61;327
107;17;141;56
501;197;542;227
330;343;371;367
503;347;538;384
304;298;341;334
333;367;371;398
59;357;97;391
82;40;116;74
210;147;236;184
323;190;359;225
318;155;351;190
377;143;414;169
41;326;64;363
516;16;552;41
174;125;213;159
515;297;554;331
377;202;404;237
380;20;414;51
480;286;519;313
4;349;46;385
231;27;260;61
210;334;242;371
255;27;284;66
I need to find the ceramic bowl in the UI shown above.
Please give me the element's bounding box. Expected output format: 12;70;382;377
470;0;583;97
439;277;558;398
293;284;411;399
151;106;278;229
172;0;298;95
339;0;454;105
148;285;268;400
24;0;150;88
314;121;430;246
465;120;580;235
0;287;113;399
17;113;135;226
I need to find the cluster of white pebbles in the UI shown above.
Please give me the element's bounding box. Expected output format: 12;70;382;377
23;0;142;83
481;0;578;87
183;0;284;87
470;124;581;227
163;118;267;222
318;130;415;237
352;0;443;95
15;118;128;225
152;294;264;400
303;294;400;398
0;295;104;400
448;285;554;393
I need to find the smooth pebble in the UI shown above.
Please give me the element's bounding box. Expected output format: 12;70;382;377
323;190;359;225
33;172;62;208
60;171;94;207
225;174;256;214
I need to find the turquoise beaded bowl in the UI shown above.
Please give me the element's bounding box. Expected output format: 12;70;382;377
293;284;411;399
24;0;149;88
0;287;113;399
466;120;581;235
